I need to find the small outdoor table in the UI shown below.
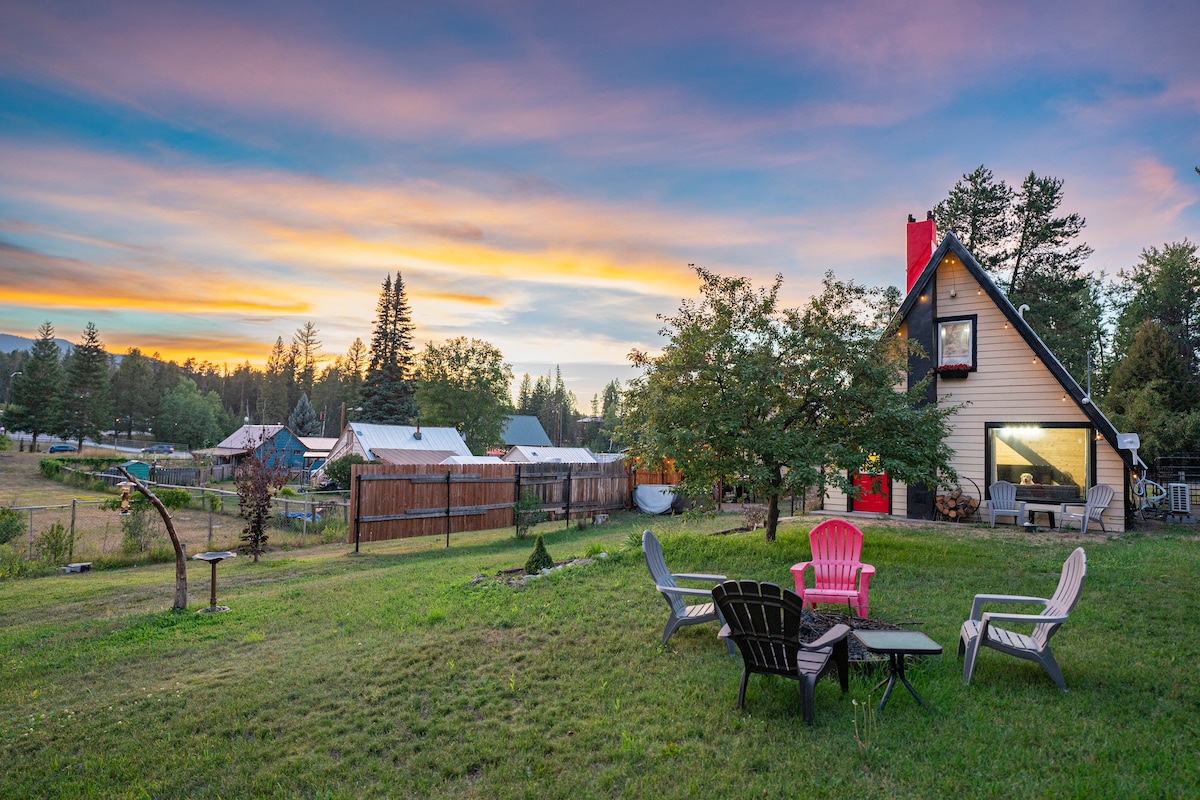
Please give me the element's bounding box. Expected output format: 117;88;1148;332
1024;502;1059;529
853;630;942;711
192;551;237;614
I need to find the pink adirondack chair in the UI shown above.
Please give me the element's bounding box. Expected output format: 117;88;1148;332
790;518;876;617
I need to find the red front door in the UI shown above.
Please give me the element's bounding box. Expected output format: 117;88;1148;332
852;471;890;513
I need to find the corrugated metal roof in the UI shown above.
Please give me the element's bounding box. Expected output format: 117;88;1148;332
213;424;287;451
502;415;553;446
502;445;597;464
372;449;458;465
441;455;505;465
299;437;338;452
349;423;472;458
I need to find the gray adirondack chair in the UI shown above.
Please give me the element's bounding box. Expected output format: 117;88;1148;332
712;580;851;724
959;547;1087;691
642;530;731;651
1058;484;1114;533
988;480;1026;527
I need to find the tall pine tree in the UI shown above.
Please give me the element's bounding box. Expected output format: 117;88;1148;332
360;272;418;423
8;321;63;450
57;322;111;450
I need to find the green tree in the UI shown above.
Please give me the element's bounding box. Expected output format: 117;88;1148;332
624;267;958;543
416;337;514;454
262;336;293;424
157;378;227;449
109;347;156;439
292;322;322;398
56;322;112;451
934;168;1099;385
288;393;321;436
8;321;63;450
933;165;1013;274
324;454;366;489
1112;240;1200;380
360;272;418;424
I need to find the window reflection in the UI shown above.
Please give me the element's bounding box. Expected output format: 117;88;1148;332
988;425;1090;504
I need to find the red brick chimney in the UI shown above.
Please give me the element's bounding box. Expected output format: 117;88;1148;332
906;211;937;294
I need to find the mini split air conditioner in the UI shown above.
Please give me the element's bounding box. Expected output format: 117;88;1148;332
1168;483;1192;515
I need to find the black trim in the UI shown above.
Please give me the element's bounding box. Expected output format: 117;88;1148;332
935;314;978;371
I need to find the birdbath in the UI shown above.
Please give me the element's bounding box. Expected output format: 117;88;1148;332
192;551;237;613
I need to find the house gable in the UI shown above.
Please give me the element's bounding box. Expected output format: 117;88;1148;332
897;232;1125;459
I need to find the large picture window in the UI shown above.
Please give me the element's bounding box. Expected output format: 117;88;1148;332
986;423;1093;504
937;316;976;369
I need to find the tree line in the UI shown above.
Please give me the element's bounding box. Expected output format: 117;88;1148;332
0;272;623;456
933;165;1199;463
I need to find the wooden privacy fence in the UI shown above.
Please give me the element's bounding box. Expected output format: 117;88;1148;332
349;461;632;546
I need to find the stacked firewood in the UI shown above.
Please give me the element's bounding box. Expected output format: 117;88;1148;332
935;488;979;522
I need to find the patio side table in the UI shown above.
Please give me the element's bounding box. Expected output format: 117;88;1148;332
852;630;942;711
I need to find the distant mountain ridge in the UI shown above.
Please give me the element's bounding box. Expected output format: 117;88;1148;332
1;332;77;354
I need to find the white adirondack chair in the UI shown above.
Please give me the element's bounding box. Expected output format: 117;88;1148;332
1058;484;1114;533
988;480;1026;527
959;547;1087;691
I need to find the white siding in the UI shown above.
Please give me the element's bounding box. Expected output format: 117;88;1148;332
932;255;1125;531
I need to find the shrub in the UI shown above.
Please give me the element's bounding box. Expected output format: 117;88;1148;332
524;535;554;575
279;486;297;497
0;543;32;579
35;522;75;565
0;508;23;546
324;455;366;490
0;433;11;451
120;508;162;554
39;458;64;478
514;491;547;539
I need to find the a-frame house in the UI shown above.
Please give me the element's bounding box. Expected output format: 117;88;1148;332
827;218;1132;532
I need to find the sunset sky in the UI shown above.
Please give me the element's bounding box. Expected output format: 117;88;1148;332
2;0;1197;404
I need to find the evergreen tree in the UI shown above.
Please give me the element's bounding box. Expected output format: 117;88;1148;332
341;337;367;408
8;321;63;450
292;322;322;398
288;393;321;436
934;167;1098;384
933;165;1013;275
56;322;112;450
516;373;533;415
360;272;418;423
110;347;156;438
262;336;292;424
1112;240;1200;380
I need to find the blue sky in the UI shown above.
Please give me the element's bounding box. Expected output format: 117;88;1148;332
1;0;1197;404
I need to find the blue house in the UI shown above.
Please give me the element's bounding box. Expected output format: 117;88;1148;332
195;424;307;473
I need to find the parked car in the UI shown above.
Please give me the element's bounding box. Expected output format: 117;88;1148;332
48;444;77;453
141;444;174;455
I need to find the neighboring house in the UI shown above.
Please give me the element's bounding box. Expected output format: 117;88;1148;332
826;220;1132;532
501;415;553;447
315;423;474;482
299;436;338;475
194;424;307;473
502;445;598;464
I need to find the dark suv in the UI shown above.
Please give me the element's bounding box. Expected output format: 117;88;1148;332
141;444;174;455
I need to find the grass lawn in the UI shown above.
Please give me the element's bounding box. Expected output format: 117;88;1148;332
1;512;1197;799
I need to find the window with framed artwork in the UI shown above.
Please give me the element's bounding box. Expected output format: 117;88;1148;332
936;315;976;372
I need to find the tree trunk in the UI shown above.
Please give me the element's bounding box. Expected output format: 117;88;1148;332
118;466;188;611
764;492;780;543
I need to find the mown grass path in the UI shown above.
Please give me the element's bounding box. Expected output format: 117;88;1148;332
1;513;1197;798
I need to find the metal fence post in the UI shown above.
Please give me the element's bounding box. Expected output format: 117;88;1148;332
354;473;362;553
27;508;34;558
565;466;572;529
70;499;77;561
